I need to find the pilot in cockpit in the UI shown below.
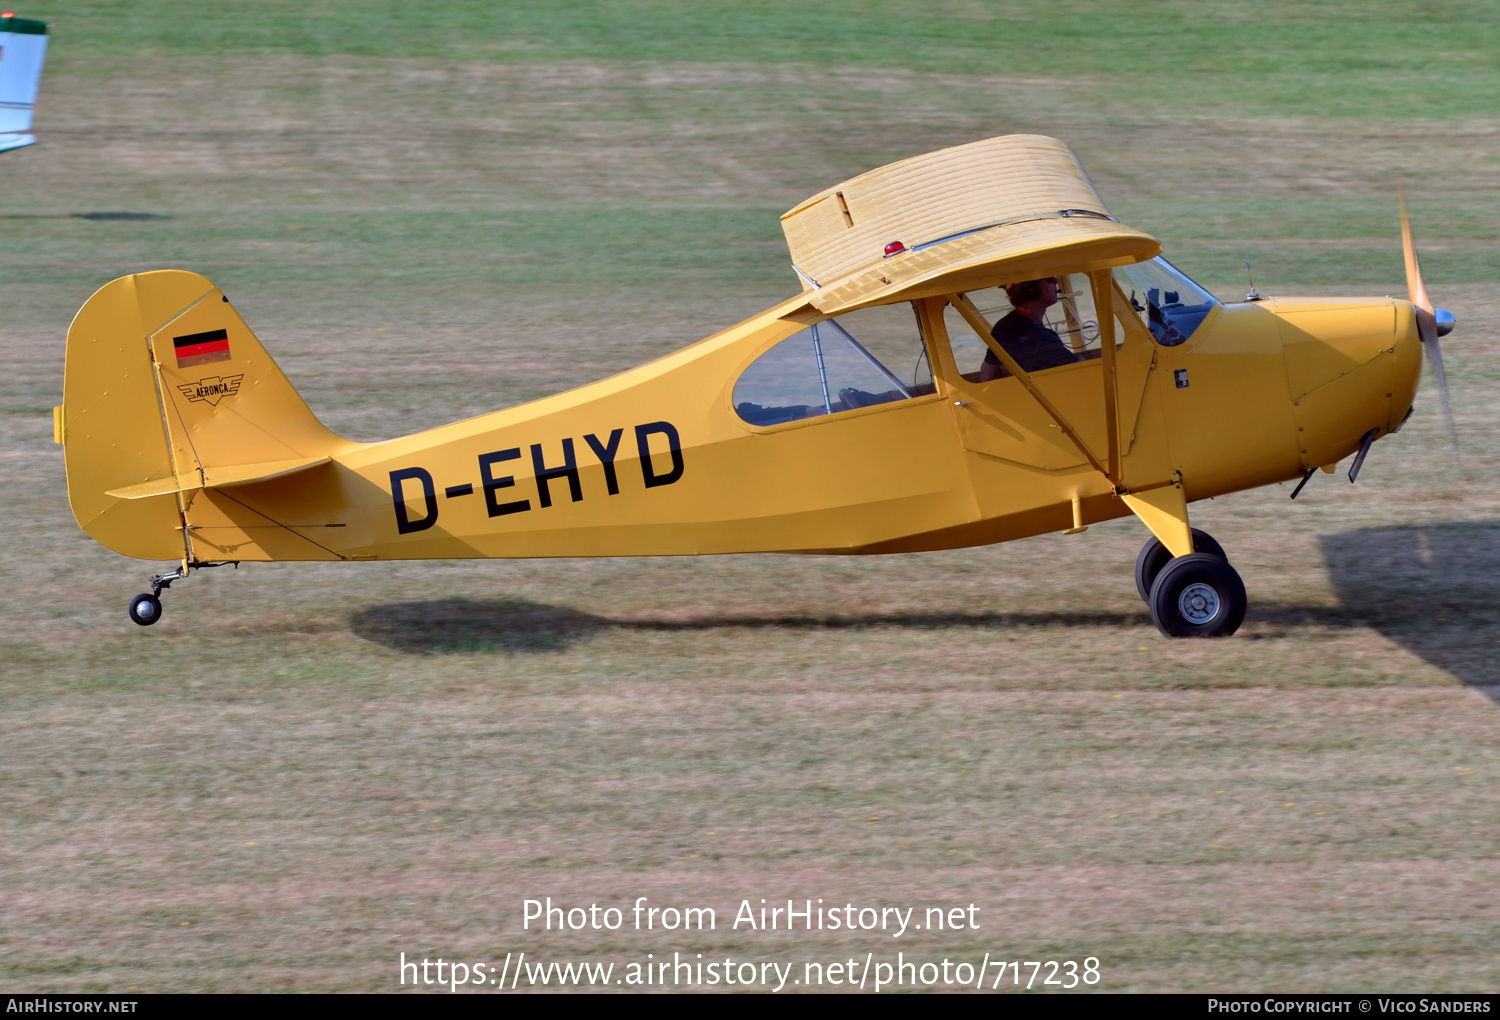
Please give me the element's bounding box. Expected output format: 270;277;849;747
978;277;1083;381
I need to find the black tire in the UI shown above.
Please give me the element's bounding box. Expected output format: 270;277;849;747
128;593;162;627
1147;553;1247;638
1133;529;1229;604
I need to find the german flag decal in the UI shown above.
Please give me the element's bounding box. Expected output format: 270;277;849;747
173;327;231;368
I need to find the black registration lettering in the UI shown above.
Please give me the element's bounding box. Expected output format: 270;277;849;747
389;467;438;534
478;449;531;516
530;438;583;508
583;428;624;496
635;421;684;488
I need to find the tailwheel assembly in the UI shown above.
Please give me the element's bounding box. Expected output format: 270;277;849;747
126;565;186;627
126;562;236;627
1134;529;1228;604
1147;552;1247;638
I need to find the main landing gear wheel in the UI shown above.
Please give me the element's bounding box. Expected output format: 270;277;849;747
128;593;163;627
1134;529;1228;604
1148;553;1247;638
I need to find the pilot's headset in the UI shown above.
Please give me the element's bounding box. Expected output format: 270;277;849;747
1005;278;1050;306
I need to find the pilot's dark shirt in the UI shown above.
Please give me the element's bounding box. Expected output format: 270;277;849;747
982;310;1080;374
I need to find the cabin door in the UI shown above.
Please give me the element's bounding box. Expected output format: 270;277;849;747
926;277;1157;476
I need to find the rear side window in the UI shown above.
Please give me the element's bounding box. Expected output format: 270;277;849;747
733;303;934;427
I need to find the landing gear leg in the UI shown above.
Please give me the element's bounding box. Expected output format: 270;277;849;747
1134;529;1229;604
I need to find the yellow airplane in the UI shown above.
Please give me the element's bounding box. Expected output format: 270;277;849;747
57;134;1454;637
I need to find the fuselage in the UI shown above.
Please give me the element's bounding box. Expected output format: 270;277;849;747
172;280;1421;564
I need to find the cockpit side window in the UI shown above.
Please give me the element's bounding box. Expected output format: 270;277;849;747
942;272;1115;382
733;301;936;427
1113;257;1219;347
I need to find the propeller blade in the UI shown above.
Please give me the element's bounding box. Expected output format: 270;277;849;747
1398;183;1432;315
1399;184;1458;446
1424;319;1458;445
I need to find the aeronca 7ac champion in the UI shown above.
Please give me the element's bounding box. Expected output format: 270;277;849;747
58;134;1456;637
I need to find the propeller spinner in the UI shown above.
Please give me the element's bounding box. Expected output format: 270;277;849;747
1398;184;1458;442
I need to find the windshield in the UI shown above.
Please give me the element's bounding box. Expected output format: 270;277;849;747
1113;258;1218;347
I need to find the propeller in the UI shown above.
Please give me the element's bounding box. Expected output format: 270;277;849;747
1398;183;1458;444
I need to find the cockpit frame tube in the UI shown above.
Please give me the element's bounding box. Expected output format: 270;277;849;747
819;318;914;398
1090;269;1124;488
809;323;834;415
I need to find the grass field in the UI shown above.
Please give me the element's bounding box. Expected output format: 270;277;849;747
3;1;1498;993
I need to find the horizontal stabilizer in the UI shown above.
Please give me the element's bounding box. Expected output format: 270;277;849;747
0;132;35;153
106;455;330;501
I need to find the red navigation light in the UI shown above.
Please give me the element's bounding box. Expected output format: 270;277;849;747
883;241;906;257
1;12;14;17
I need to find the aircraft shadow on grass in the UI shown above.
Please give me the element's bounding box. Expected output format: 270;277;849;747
351;522;1500;697
1319;521;1500;697
348;599;1156;654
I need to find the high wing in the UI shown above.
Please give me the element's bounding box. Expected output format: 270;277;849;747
0;13;47;153
781;135;1160;315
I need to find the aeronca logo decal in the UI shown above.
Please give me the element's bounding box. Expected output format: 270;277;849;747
177;374;245;406
173;327;232;368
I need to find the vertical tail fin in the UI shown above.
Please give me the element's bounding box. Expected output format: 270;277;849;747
61;270;350;560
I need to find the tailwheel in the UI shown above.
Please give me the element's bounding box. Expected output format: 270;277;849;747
1134;529;1228;604
1148;553;1247;638
128;593;163;627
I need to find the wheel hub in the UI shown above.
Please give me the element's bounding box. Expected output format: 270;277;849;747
1178;582;1220;624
